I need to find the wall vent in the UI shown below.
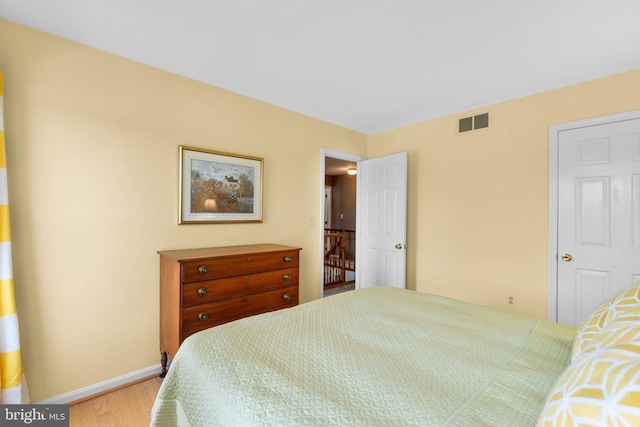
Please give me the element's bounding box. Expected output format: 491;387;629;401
458;112;490;134
458;116;473;133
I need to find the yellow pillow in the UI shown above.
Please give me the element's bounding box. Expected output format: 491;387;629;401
539;312;640;426
579;308;640;357
572;281;640;360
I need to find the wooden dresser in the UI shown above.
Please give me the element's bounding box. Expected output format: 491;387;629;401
158;243;301;376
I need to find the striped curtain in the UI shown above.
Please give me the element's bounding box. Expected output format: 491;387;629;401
0;72;30;404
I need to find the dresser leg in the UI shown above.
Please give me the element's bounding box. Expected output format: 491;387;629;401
160;351;168;378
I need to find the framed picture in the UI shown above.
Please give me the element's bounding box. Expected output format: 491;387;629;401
179;146;263;224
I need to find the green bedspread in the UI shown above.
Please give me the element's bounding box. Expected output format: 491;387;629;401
151;287;575;426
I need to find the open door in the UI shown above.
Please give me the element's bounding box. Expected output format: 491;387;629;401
356;152;408;289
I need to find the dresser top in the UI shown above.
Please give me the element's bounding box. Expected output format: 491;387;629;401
158;243;301;262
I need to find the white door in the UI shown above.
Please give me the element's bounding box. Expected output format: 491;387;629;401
356;152;407;289
556;117;640;326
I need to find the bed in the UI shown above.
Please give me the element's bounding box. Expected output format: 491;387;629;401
151;284;640;426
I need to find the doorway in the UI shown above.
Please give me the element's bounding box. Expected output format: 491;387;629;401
320;149;365;297
548;110;640;326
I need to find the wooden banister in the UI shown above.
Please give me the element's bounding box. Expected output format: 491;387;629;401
323;229;355;286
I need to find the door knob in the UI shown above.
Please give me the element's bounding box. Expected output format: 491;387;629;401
561;253;573;262
395;243;404;250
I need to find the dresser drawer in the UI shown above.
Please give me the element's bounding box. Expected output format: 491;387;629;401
181;268;298;306
181;285;298;335
182;251;299;283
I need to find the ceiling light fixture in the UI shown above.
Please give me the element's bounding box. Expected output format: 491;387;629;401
347;168;357;175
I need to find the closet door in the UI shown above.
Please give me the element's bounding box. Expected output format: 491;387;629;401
556;118;640;326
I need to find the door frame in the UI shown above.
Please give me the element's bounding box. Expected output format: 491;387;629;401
319;149;366;298
324;186;332;229
547;109;640;322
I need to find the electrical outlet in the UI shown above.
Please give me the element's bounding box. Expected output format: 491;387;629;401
507;295;516;307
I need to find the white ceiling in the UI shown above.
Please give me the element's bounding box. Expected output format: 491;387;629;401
1;1;640;134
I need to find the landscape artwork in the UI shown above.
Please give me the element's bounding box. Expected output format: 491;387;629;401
179;146;263;224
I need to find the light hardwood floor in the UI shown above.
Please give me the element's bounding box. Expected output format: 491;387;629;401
69;377;162;426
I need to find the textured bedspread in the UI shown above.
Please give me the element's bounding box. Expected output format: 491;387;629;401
151;287;575;426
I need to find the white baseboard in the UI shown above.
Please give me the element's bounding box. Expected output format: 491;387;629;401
36;364;162;405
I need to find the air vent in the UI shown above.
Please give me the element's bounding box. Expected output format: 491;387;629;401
473;113;489;129
458;117;473;133
458;112;490;134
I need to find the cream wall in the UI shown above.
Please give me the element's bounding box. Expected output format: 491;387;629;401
368;68;640;319
0;20;367;401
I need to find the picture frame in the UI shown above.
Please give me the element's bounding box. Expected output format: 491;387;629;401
179;146;263;224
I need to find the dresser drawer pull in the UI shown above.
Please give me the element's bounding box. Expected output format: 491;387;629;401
283;256;293;263
197;312;209;321
283;274;291;280
247;257;252;261
198;266;208;274
282;293;291;301
197;287;208;297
